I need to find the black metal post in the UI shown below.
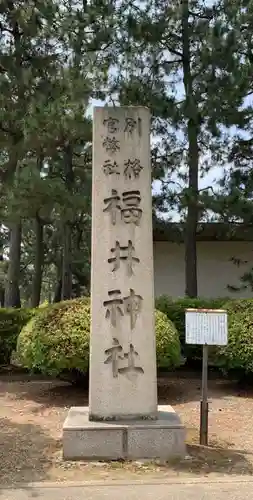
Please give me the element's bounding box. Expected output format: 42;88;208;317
200;343;208;446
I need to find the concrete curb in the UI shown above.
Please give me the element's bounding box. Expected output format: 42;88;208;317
3;476;253;489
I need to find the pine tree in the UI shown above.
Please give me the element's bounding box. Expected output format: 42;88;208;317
109;0;249;297
0;0;115;306
0;0;60;306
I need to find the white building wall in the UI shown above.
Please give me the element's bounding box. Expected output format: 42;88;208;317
153;241;253;298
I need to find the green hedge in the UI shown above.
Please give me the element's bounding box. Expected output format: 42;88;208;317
0;308;35;365
155;309;181;370
12;296;253;378
11;297;253;377
17;298;181;378
215;299;253;374
155;295;229;360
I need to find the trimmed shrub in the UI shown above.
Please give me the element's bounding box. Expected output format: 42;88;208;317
155;309;181;370
215;299;253;374
17;297;181;379
155;295;229;361
155;296;229;338
17;298;90;376
0;308;35;365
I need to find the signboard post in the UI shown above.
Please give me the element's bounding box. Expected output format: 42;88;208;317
185;309;228;446
200;343;208;446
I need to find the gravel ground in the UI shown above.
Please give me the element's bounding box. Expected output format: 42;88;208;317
0;372;253;485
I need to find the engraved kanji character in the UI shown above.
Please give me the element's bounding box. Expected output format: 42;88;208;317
102;136;120;154
123;288;143;329
121;190;142;226
103;289;124;327
108;240;140;276
124;117;137;134
103;160;120;176
104;338;123;378
124;117;142;135
103;189;121;225
124;159;143;179
118;344;144;376
103;117;120;134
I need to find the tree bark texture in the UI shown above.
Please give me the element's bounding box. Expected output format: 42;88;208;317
182;0;199;297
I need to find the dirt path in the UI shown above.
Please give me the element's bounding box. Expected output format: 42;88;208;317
0;374;252;485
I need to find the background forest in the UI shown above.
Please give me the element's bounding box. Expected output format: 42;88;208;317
1;0;253;308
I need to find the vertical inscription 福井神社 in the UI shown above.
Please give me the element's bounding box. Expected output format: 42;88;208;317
90;107;157;420
101;113;145;378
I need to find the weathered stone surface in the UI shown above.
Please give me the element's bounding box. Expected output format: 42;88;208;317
63;406;186;460
62;106;185;461
127;427;186;459
89;107;157;421
63;408;122;460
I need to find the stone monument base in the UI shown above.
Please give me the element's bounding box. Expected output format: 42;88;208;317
63;405;186;460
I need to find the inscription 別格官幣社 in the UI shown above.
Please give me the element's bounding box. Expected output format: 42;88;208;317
103;116;142;136
102;136;120;154
102;158;143;179
102;116;142;155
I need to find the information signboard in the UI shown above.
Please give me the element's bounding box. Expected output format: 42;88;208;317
185;308;228;446
185;308;228;346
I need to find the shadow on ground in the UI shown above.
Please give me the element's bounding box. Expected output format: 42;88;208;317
0;413;252;483
0;417;60;487
158;376;253;405
2;372;252;411
1;373;253;483
167;443;253;475
0;377;88;410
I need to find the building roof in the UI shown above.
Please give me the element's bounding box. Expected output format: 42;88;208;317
153;221;253;242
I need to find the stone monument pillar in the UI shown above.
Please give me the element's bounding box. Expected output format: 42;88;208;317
90;106;157;421
63;106;185;460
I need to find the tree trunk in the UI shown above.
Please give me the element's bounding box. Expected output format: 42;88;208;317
62;222;72;300
182;0;199;298
61;144;74;300
31;213;44;307
5;222;21;308
53;279;62;303
4;17;23;308
0;288;5;307
53;259;62;303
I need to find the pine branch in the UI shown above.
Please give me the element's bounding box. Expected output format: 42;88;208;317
188;10;214;20
160;41;182;58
